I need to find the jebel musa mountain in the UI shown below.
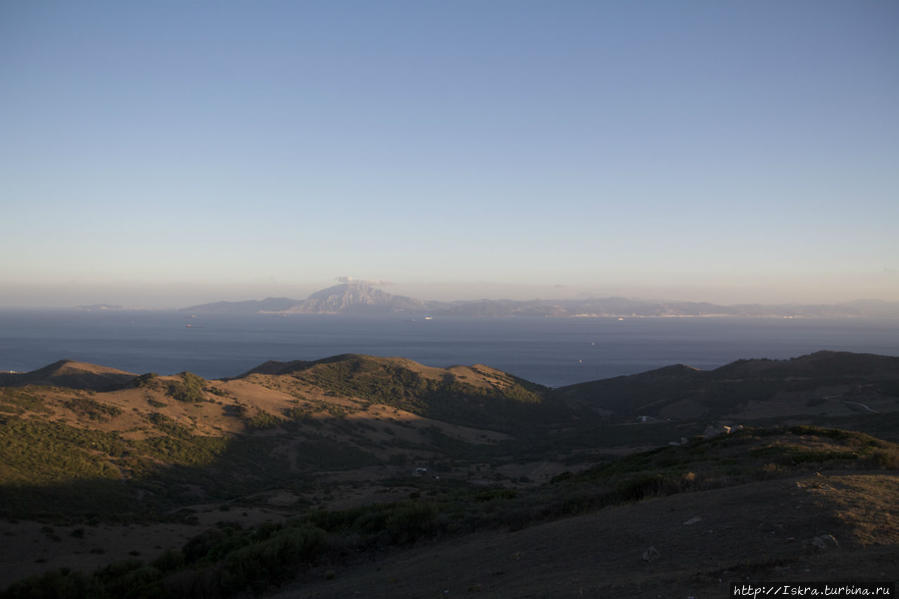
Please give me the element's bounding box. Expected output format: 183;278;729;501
182;282;422;315
283;282;426;314
181;281;899;318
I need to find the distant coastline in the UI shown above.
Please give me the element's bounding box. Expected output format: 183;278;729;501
169;281;899;319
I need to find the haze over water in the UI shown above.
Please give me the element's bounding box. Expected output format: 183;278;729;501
2;311;897;387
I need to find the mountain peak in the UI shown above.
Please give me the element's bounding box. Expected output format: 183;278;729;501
285;283;424;314
184;282;426;315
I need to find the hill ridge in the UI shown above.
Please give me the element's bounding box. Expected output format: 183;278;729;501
0;359;137;390
6;349;899;391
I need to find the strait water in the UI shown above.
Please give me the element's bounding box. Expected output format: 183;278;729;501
1;311;897;387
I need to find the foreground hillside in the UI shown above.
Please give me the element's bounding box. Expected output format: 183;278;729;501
0;351;896;596
4;427;897;598
278;460;898;598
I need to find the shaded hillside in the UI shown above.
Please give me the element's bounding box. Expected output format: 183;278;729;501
555;351;899;422
4;426;896;599
274;427;898;599
0;360;136;391
714;350;899;378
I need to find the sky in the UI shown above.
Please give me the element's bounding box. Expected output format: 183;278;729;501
1;1;897;308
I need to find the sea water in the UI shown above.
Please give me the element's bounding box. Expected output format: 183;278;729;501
1;310;897;387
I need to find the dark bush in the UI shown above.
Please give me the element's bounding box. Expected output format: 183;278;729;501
385;502;439;544
167;373;206;403
2;569;102;599
217;525;327;594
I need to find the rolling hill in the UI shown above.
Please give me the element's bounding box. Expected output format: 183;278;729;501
553;350;899;425
0;351;896;597
0;360;136;391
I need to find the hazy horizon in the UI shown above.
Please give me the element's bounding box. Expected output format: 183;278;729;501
2;277;899;311
2;2;897;308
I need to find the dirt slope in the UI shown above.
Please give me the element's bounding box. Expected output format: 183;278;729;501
276;473;898;599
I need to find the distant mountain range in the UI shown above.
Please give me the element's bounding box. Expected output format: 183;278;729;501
181;281;899;318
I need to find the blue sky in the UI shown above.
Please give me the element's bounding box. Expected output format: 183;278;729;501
1;1;897;307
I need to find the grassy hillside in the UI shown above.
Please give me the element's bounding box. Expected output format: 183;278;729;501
239;354;564;431
0;355;579;521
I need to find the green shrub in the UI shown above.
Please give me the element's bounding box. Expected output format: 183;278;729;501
102;565;163;599
167;373;206;403
217;526;327;594
475;488;517;502
0;389;49;414
182;529;226;564
788;425;851;441
247;411;281;430
614;474;687;502
151;549;184;572
863;449;899;469
63;397;122;421
385;502;439;543
2;569;102;599
133;373;159;388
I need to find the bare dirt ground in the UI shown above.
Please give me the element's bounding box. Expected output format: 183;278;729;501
0;502;309;589
0;519;197;588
